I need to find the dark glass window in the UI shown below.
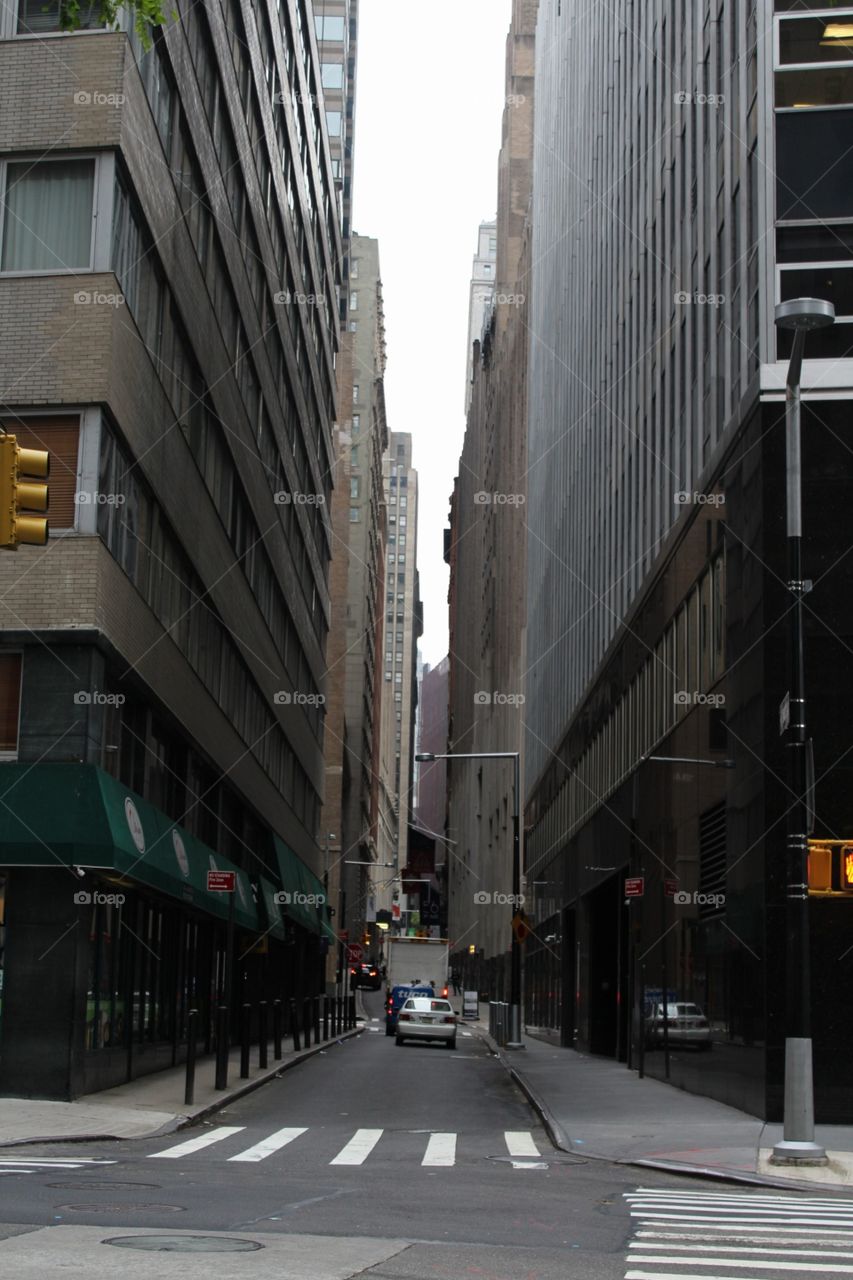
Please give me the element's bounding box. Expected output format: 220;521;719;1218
776;110;853;219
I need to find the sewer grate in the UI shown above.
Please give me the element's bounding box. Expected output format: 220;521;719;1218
104;1235;265;1253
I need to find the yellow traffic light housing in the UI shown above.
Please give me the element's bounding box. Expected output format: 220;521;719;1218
808;842;833;892
0;435;49;549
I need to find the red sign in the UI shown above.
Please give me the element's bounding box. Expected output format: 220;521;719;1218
338;929;349;942
664;879;679;898
207;870;236;892
624;876;645;898
347;943;363;965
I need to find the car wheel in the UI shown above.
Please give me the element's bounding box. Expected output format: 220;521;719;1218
395;1036;404;1046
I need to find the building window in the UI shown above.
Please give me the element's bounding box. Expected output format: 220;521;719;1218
321;61;343;89
314;13;345;40
395;671;402;684
399;515;406;527
0;414;80;529
349;507;359;522
0;653;22;757
352;414;360;434
351;446;359;466
325;111;342;138
16;0;102;32
348;319;357;332
396;442;405;457
1;158;95;272
351;258;359;279
353;384;359;402
350;477;359;499
350;290;358;310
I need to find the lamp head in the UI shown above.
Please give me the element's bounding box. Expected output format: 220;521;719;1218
415;753;435;762
774;297;835;332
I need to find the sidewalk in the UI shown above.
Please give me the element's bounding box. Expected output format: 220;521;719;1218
471;1012;853;1192
0;1023;364;1148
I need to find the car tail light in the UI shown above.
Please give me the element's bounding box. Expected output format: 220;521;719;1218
398;1013;411;1022
442;1015;456;1024
441;986;448;997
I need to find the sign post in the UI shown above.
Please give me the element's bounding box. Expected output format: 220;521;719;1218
208;870;237;1090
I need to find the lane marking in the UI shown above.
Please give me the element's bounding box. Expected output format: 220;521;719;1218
148;1126;245;1158
422;1133;456;1167
228;1126;308;1162
628;1259;853;1274
329;1128;383;1165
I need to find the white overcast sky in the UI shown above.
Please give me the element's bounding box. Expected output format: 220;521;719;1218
352;0;514;668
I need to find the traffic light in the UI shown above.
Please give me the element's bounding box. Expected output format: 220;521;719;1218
0;434;49;549
808;842;832;892
841;844;853;893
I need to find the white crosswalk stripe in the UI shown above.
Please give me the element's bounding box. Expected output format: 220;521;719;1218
329;1127;384;1165
0;1157;118;1175
147;1124;544;1170
624;1187;853;1280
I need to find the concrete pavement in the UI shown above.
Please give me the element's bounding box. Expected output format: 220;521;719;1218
471;1011;853;1190
0;1026;363;1147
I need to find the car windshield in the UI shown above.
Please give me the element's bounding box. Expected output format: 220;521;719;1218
657;1003;703;1018
403;997;452;1012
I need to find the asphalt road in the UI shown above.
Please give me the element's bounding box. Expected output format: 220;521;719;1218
1;990;852;1279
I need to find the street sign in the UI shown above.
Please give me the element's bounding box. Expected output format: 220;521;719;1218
779;691;790;736
337;929;349;942
207;870;236;892
664;878;679;898
346;943;363;965
625;876;645;898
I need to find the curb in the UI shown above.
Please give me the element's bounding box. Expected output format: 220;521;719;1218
472;1023;851;1194
0;1026;364;1150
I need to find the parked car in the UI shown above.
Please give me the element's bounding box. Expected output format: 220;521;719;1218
350;962;381;990
395;996;457;1049
385;983;433;1035
646;1001;711;1050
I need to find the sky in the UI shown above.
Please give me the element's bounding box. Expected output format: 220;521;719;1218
352;0;514;668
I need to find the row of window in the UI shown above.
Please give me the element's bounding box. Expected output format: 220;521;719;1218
111;171;327;677
98;422;320;832
529;553;726;870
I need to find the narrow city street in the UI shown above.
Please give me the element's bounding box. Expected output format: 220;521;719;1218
2;994;853;1278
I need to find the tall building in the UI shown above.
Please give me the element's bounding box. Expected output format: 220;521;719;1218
465;220;498;413
381;432;422;880
447;0;536;996
334;234;388;949
0;0;342;1096
314;0;357;289
416;657;449;839
525;0;853;1121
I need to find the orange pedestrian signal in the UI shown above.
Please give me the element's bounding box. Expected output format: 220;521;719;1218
511;912;530;944
841;845;853;892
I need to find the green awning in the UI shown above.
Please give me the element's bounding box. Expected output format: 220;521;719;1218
273;835;333;938
0;763;259;932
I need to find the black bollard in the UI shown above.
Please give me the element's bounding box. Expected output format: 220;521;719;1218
313;995;321;1044
290;997;301;1051
273;998;282;1060
215;1004;229;1090
303;996;312;1048
184;1008;198;1105
323;995;330;1042
240;1002;251;1078
258;1000;268;1069
348;993;356;1030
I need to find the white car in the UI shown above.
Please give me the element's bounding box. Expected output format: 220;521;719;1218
647;1001;712;1050
395;996;457;1048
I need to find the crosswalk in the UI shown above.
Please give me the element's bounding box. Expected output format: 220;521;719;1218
624;1186;853;1279
146;1124;545;1170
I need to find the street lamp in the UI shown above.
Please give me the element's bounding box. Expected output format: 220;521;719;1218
417;749;523;1049
770;297;833;1165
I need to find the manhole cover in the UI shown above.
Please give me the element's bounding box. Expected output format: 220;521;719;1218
58;1203;184;1213
105;1235;264;1253
47;1181;161;1190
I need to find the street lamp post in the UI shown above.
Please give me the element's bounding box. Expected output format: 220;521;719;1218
417;750;523;1049
771;297;834;1165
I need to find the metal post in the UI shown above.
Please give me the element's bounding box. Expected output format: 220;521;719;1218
184;1008;198;1106
240;1002;251;1078
507;753;523;1048
638;964;646;1080
272;998;281;1059
258;1000;268;1070
323;995;330;1041
290;997;301;1051
303;996;312;1048
214;1003;229;1090
773;327;825;1164
348;993;356;1029
314;995;321;1043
